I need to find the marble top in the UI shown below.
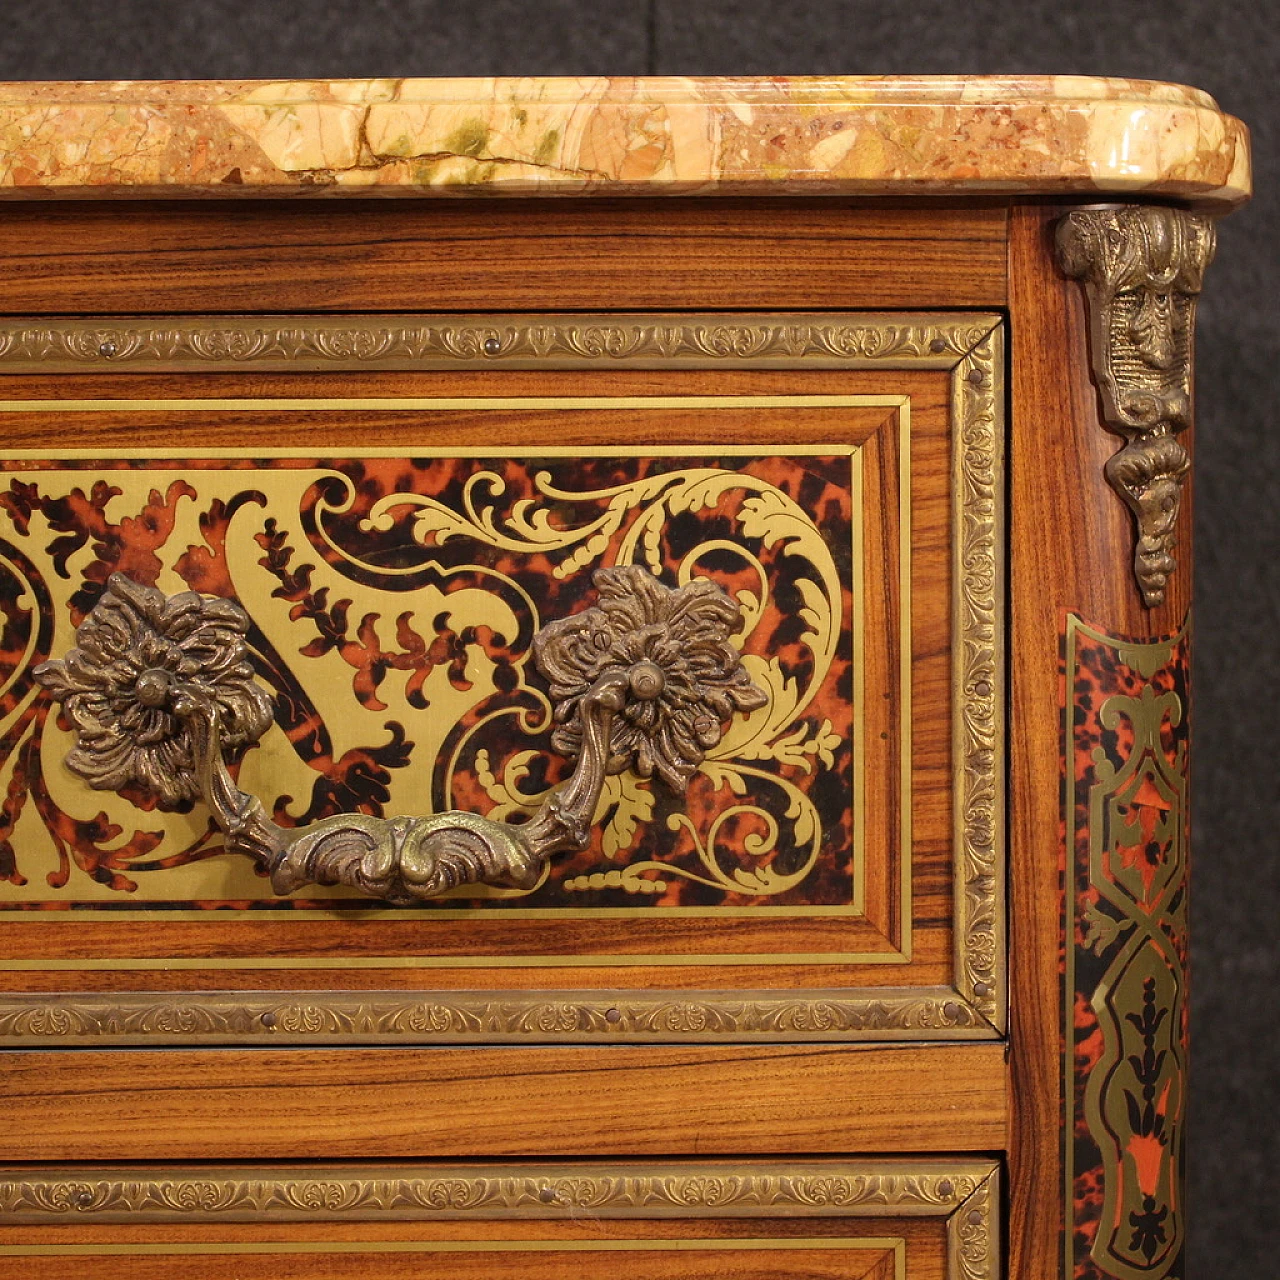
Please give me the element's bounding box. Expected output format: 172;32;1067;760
0;76;1251;207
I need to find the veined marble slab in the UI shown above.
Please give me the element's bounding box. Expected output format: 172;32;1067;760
0;76;1251;206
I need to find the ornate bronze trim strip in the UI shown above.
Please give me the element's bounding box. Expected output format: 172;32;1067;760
0;312;995;372
0;984;994;1044
952;329;1005;1029
0;312;1005;1044
949;1169;1000;1280
1056;207;1215;607
0;1158;997;1240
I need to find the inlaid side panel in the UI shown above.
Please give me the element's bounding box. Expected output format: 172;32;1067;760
1063;617;1189;1280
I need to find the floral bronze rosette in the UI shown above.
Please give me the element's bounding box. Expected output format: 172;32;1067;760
532;565;768;793
34;573;274;808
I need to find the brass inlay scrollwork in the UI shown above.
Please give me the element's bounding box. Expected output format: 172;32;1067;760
371;458;844;902
1056;207;1216;607
0;444;846;913
35;567;764;903
1065;616;1190;1280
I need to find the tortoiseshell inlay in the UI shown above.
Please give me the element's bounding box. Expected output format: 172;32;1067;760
1063;615;1189;1280
0;450;857;913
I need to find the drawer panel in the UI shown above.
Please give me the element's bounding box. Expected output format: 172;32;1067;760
0;1158;999;1280
0;1043;1009;1161
0;312;1004;1043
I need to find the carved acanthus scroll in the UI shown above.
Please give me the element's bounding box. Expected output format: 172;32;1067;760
1056;207;1216;607
34;568;765;904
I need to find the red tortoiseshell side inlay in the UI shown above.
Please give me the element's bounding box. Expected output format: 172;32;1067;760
1062;614;1190;1280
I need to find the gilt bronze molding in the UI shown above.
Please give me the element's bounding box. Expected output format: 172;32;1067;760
0;985;996;1044
952;329;1005;1022
0;312;997;371
35;567;764;903
0;1159;997;1222
1056;206;1216;607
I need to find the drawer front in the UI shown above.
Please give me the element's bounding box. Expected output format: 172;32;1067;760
0;1158;999;1280
0;312;1004;1043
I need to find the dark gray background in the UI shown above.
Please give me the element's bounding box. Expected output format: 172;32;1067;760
0;2;1274;1274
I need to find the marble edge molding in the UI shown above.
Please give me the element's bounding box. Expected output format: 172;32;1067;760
0;74;1250;206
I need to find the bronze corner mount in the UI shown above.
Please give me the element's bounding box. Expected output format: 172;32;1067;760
34;566;766;904
1056;204;1216;607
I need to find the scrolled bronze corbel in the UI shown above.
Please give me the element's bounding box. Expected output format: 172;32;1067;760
34;567;767;903
1056;205;1216;607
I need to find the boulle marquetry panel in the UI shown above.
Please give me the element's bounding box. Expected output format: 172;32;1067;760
1063;617;1190;1280
0;312;1004;1042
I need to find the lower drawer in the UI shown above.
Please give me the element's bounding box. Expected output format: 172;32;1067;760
0;1159;999;1280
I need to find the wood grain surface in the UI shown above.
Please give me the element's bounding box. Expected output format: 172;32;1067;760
0;1214;934;1280
0;1042;1007;1161
0;201;1007;314
1005;204;1194;1280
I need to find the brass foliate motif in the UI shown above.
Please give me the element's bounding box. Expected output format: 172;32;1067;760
0;314;998;371
949;1171;1000;1280
1056;207;1216;607
0;985;995;1044
952;333;1005;1024
35;567;764;903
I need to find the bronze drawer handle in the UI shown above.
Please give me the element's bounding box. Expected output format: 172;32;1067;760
34;567;767;903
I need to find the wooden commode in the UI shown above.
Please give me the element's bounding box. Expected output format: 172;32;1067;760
0;75;1251;1280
